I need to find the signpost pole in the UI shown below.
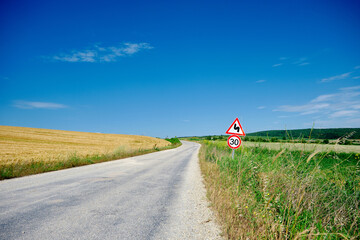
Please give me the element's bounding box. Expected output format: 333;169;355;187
231;149;235;159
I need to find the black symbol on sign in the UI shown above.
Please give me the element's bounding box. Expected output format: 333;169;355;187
234;124;240;132
230;138;239;145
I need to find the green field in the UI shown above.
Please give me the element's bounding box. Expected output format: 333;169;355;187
247;128;360;140
200;140;359;239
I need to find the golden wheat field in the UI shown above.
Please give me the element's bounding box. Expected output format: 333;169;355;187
0;126;170;165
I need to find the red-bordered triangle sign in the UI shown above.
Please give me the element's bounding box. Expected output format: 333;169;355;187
226;118;245;136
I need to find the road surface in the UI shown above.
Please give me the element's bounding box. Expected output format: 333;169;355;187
0;141;222;240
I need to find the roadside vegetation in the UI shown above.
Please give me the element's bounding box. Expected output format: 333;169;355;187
181;128;360;146
199;140;359;239
165;137;182;146
0;126;181;180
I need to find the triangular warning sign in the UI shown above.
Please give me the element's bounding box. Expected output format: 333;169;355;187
226;118;245;136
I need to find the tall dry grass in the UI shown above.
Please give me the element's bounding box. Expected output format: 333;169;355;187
200;141;360;239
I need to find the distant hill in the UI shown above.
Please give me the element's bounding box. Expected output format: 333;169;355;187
247;128;360;140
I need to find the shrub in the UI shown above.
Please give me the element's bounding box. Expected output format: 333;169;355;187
165;137;181;145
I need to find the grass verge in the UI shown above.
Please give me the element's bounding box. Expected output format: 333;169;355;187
199;140;359;239
0;138;181;180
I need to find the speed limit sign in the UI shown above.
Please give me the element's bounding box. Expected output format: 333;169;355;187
227;135;241;149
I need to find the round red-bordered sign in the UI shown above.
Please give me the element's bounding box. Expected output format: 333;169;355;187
227;135;242;149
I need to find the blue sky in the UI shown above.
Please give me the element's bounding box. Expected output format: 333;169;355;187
0;0;359;138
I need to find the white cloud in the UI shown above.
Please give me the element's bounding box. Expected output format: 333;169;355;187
321;72;352;83
340;85;360;91
53;50;96;62
275;103;329;115
274;86;360;120
122;43;153;54
272;63;283;67
354;65;360;69
305;118;360;128
330;110;358;118
353;76;360;79
256;79;266;83
13;101;68;109
51;42;153;63
100;54;117;62
293;57;308;66
311;94;337;103
273;57;310;67
346;118;360;124
257;106;266;109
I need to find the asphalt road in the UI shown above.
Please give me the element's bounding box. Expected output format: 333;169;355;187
0;141;221;240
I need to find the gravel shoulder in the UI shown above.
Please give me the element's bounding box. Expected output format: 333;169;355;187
154;142;223;239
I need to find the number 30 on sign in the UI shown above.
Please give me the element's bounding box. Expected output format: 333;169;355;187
227;135;241;149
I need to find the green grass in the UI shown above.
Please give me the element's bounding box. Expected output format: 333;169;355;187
200;140;360;239
0;139;182;180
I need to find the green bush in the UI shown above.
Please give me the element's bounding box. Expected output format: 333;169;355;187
341;140;352;145
165;137;181;145
256;137;268;142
